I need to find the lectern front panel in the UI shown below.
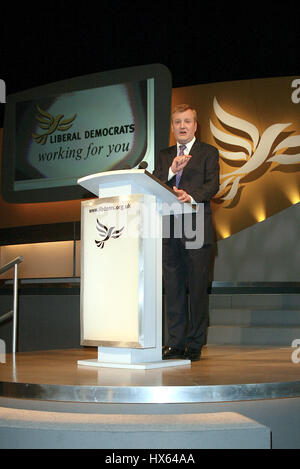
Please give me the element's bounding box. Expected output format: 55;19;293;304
80;194;157;348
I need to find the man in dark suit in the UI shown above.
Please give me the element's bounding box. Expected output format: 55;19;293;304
153;104;219;361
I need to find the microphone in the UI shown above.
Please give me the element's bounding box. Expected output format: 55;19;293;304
117;161;147;170
138;161;148;169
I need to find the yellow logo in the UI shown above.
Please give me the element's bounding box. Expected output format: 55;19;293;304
210;97;300;206
32;105;77;145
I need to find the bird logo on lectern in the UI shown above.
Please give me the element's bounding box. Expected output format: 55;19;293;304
32;105;77;145
95;219;124;249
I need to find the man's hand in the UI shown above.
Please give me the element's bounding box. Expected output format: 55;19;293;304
173;187;191;203
171;154;192;174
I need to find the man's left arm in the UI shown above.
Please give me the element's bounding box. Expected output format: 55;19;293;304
189;146;220;203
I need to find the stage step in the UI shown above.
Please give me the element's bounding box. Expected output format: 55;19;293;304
209;309;300;327
209;293;300;309
0;408;270;449
207;324;300;346
208;294;300;345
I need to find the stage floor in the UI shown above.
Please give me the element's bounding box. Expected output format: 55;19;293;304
0;345;300;403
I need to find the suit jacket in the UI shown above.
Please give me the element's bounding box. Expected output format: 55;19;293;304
153;139;220;244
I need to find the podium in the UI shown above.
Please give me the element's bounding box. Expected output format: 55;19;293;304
77;170;203;369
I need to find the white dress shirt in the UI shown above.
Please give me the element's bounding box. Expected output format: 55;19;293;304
168;137;196;204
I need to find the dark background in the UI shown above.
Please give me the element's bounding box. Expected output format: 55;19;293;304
1;1;299;120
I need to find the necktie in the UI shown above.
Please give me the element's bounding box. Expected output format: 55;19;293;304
175;144;186;188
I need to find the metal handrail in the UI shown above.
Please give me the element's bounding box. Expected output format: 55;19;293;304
0;256;24;275
0;256;24;354
0;310;13;324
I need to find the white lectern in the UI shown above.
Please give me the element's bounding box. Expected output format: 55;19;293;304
77;169;202;369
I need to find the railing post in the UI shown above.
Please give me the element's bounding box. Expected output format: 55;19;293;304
0;256;23;355
12;263;18;354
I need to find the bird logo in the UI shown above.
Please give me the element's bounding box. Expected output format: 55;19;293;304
32;105;77;145
210;97;300;205
95;219;124;249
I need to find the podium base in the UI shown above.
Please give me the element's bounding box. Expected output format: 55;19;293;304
77;358;191;370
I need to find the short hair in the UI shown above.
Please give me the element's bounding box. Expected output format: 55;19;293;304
171;104;197;121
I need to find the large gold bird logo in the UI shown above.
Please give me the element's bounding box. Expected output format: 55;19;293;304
32;105;77;145
210;97;300;205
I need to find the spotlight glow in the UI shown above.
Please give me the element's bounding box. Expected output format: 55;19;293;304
287;191;300;205
219;227;231;239
254;208;266;223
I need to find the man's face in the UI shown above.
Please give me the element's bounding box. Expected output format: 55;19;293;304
171;109;197;144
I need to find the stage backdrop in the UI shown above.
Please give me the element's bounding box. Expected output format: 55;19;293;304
0;75;299;281
171;76;300;241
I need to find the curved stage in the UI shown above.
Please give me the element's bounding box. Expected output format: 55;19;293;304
0;345;299;404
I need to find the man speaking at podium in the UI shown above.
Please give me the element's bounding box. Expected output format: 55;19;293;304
153;104;219;362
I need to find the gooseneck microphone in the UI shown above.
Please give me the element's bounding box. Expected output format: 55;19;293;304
138;161;148;169
118;161;148;170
